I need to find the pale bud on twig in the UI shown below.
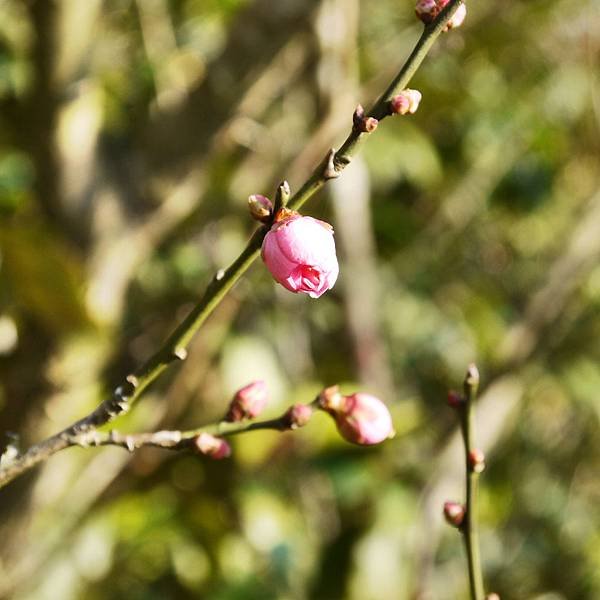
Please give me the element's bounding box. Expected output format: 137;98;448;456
248;194;273;223
469;448;486;473
194;433;231;459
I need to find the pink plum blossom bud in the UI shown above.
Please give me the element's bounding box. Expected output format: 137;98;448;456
248;194;273;223
443;501;465;527
390;89;422;115
469;448;486;473
261;211;339;298
445;3;466;30
225;380;268;422
320;390;394;445
283;403;314;429
415;0;439;24
194;433;231;459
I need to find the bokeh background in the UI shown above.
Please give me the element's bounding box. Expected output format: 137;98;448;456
1;0;599;598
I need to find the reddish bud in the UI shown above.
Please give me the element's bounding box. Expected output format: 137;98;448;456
447;390;464;408
194;433;231;459
443;501;465;527
225;380;269;422
283;403;313;429
469;448;486;473
321;390;394;445
352;104;378;133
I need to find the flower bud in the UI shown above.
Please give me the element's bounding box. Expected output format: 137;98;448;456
194;433;231;459
225;380;269;422
486;594;500;600
261;212;339;298
445;3;466;30
390;89;422;115
352;104;378;133
469;448;486;473
248;194;273;223
321;390;394;445
443;501;465;527
415;0;439;24
283;403;313;429
415;0;466;31
447;390;464;408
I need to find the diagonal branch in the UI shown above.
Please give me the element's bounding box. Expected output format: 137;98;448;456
0;0;466;490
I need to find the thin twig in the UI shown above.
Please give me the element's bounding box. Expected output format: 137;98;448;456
461;364;485;600
0;0;465;490
67;411;307;453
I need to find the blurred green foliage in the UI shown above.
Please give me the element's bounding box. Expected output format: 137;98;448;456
1;0;599;599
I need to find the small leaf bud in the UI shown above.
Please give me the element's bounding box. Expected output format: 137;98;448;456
248;194;273;223
469;448;486;473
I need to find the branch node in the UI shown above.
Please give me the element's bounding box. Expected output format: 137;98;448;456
323;148;340;180
126;374;139;388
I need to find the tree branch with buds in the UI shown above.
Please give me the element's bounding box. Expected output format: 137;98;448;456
445;365;496;600
0;0;466;490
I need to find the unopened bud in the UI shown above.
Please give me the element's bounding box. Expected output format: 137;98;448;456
352;104;378;133
444;3;466;30
194;433;231;459
415;0;439;24
318;385;343;411
322;391;394;445
283;403;313;429
486;594;501;600
415;0;466;31
443;501;465;527
248;194;273;223
447;390;464;408
469;448;486;473
390;89;422;115
464;363;480;390
225;380;269;422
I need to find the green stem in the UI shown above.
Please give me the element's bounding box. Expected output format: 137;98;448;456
462;365;485;600
0;1;465;490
